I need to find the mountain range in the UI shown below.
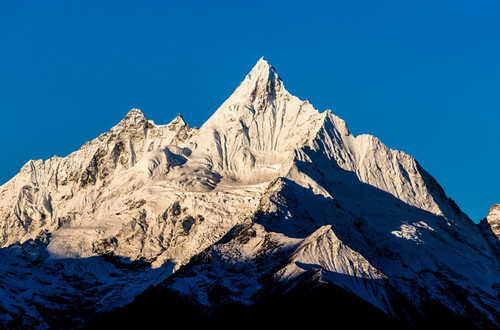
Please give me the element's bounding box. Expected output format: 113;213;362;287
0;57;498;329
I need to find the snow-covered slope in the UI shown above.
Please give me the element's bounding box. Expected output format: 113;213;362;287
0;57;498;328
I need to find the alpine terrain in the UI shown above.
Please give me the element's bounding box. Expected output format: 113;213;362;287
0;58;498;329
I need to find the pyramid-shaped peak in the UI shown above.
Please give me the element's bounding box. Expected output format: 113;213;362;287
169;113;187;126
255;56;270;67
246;56;279;81
201;58;294;128
227;56;286;102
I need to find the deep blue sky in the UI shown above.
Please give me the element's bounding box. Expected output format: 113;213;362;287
1;1;498;222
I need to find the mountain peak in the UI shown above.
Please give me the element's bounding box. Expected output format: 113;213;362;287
125;108;145;117
224;56;286;106
114;108;149;130
246;56;279;82
253;56;270;69
169;113;187;127
122;108;147;122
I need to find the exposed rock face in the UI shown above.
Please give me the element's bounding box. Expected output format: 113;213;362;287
0;58;498;328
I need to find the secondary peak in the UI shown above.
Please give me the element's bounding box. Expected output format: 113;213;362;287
169;113;187;126
122;108;147;121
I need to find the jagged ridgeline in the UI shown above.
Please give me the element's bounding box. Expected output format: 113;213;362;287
0;58;498;329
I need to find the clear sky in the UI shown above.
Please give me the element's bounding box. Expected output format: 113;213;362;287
1;1;498;222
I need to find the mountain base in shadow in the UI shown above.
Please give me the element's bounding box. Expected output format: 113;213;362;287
85;278;486;330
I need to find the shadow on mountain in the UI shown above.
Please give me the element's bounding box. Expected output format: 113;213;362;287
478;217;500;255
248;147;498;329
84;266;483;330
85;279;403;329
84;217;490;330
0;237;174;329
254;144;483;260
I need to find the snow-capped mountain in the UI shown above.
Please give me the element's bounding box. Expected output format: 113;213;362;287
0;58;498;329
